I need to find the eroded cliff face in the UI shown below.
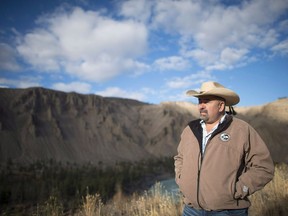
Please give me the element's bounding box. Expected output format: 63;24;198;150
0;87;287;165
0;87;194;165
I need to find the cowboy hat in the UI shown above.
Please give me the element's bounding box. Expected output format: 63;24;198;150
186;81;240;106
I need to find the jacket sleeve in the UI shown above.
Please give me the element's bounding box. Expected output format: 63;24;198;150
174;132;184;185
234;125;274;199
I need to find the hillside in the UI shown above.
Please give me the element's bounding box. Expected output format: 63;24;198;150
0;87;287;165
0;87;194;165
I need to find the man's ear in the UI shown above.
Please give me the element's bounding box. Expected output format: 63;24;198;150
219;101;225;112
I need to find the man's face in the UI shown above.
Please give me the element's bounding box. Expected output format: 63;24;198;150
198;96;225;123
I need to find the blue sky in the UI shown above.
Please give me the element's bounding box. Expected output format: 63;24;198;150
0;0;287;106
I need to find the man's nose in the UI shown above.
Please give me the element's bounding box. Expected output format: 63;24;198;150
198;102;205;109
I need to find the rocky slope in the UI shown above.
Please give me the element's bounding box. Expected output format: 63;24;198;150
0;87;287;165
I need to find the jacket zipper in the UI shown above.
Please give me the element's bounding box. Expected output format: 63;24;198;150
197;138;211;210
196;150;204;209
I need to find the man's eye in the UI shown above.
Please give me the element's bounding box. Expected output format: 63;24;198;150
199;100;210;104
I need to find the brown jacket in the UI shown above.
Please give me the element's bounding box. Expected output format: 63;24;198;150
174;115;274;210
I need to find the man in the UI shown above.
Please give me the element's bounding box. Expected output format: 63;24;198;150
174;81;274;216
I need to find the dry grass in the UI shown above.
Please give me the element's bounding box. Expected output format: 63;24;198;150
78;193;103;216
34;195;64;216
76;182;183;216
249;163;288;216
32;163;287;216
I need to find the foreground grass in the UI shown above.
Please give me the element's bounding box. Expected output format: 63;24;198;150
31;163;287;216
36;182;183;216
249;163;288;216
78;183;183;216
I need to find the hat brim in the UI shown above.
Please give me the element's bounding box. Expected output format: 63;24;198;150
186;89;240;106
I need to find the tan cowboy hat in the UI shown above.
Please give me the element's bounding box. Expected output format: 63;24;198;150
186;81;240;106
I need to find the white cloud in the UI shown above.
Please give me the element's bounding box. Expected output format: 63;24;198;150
153;56;190;71
51;82;92;93
0;77;41;88
271;39;288;55
118;0;153;23
220;48;249;66
166;71;214;89
16;7;148;82
206;63;229;71
148;0;288;71
166;77;191;89
182;47;249;71
0;43;21;71
278;19;288;33
258;29;279;48
0;85;9;88
183;49;217;68
17;30;62;71
95;87;147;101
151;0;202;34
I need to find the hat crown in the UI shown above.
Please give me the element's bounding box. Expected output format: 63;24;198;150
200;82;224;92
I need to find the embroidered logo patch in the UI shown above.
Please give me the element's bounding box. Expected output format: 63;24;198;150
220;133;230;142
243;185;249;193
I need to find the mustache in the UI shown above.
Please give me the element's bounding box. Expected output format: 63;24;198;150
200;109;208;114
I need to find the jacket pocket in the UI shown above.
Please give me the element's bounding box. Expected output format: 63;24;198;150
234;180;249;199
